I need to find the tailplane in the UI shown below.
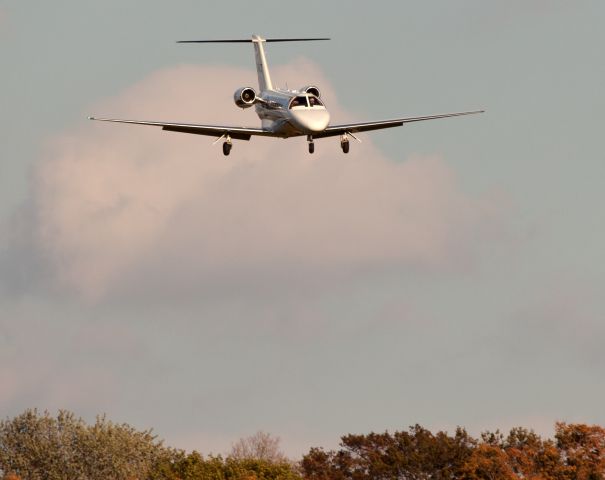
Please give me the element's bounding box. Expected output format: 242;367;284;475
177;35;330;92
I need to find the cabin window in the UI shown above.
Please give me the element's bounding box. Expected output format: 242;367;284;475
289;96;309;108
309;96;324;107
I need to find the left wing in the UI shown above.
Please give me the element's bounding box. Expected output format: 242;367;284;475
313;110;484;138
88;117;275;141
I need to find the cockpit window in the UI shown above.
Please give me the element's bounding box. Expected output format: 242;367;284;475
309;96;324;107
289;96;309;108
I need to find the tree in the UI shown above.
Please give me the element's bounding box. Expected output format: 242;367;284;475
230;432;288;464
2;474;21;480
301;425;475;480
300;447;348;480
502;427;566;480
555;423;605;480
460;443;517;480
0;409;168;480
150;452;302;480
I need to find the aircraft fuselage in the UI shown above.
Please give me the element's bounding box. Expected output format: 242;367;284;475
255;90;330;138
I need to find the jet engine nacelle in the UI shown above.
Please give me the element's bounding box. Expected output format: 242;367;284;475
300;85;321;98
234;87;257;108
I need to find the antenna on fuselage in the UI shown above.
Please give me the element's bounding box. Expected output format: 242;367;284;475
177;36;330;92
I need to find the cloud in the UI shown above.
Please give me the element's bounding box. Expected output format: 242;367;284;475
24;59;500;300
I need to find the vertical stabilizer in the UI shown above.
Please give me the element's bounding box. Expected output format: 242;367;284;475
252;35;273;91
177;36;329;93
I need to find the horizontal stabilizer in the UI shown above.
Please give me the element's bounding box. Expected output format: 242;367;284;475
177;38;330;43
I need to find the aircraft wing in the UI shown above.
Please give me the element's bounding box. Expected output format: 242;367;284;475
313;110;484;138
88;117;274;140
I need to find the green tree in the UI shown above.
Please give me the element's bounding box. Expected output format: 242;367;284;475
150;452;302;480
0;409;167;480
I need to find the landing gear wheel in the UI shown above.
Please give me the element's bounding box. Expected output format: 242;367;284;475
222;142;232;156
341;140;350;154
308;142;315;154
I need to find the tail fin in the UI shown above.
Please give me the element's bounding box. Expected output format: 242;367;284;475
177;35;330;92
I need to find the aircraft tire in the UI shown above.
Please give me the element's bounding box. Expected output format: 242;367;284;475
341;140;350;154
308;142;315;154
223;142;232;156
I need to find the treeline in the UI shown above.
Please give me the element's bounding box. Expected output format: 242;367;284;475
303;424;605;480
2;410;605;480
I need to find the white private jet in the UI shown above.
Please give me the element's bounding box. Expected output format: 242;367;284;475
89;35;484;156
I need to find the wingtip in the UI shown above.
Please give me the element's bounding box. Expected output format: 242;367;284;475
88;116;95;120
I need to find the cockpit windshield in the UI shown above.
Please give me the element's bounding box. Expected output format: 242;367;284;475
309;96;324;107
289;96;309;108
289;95;325;109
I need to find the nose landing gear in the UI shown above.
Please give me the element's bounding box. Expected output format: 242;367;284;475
307;135;315;154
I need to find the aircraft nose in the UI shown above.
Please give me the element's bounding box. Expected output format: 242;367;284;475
292;109;330;133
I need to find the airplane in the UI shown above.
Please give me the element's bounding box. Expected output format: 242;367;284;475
89;35;484;156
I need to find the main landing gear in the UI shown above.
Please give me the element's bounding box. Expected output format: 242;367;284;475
220;134;233;156
340;132;358;153
340;133;351;154
340;137;350;154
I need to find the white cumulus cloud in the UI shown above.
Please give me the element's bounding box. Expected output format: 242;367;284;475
30;60;501;300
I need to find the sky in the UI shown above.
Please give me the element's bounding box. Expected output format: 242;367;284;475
1;0;605;457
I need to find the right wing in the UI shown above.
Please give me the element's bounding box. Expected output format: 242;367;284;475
88;117;275;141
314;110;484;138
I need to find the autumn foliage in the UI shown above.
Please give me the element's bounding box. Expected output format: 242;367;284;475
2;410;605;480
301;423;605;480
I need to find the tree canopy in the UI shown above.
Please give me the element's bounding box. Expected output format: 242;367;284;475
2;410;605;480
301;423;605;480
0;409;166;480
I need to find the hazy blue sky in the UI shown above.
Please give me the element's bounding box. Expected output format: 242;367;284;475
1;1;604;456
